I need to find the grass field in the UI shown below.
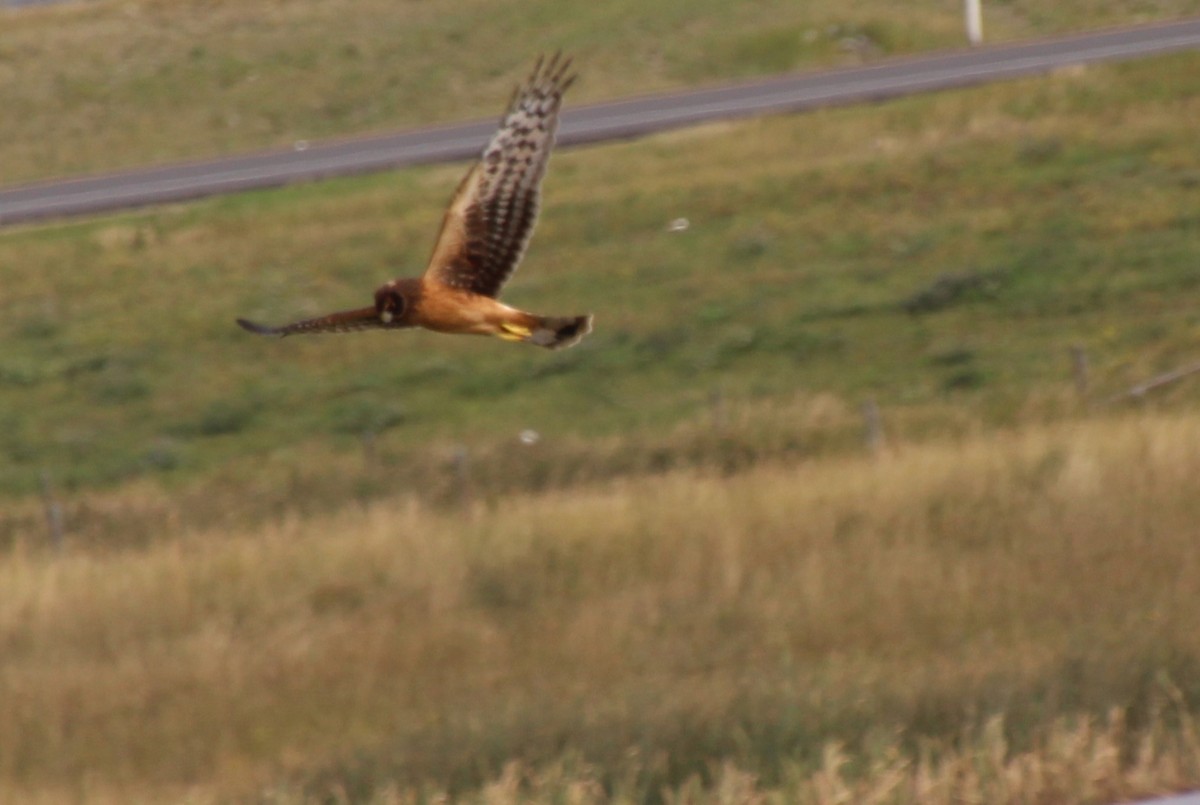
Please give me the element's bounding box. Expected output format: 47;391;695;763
2;50;1200;503
4;3;1200;802
3;413;1200;802
2;0;1199;183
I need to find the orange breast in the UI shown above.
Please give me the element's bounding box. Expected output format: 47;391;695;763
414;286;514;335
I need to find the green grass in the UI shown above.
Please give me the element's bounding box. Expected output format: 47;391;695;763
1;0;1198;183
2;51;1200;504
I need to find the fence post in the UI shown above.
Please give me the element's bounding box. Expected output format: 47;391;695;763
40;471;65;552
1070;345;1089;402
451;445;471;511
964;0;983;45
709;386;728;433
861;398;884;455
361;429;377;468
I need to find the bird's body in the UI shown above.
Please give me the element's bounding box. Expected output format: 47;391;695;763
238;54;592;350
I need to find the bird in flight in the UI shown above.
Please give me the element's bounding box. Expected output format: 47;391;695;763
238;53;592;350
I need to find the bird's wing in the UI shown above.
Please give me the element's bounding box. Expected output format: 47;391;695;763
422;53;575;299
236;306;382;337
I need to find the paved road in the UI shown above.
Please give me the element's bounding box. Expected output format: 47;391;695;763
2;17;1200;226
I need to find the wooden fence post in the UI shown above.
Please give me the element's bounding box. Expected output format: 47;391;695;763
861;398;883;455
361;429;377;468
40;471;65;552
451;445;471;511
1070;344;1089;402
709;386;727;432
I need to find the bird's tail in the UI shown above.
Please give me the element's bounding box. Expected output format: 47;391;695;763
499;313;593;350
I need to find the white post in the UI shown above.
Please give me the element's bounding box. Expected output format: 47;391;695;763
965;0;983;46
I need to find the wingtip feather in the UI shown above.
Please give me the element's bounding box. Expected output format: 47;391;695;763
236;318;284;337
524;51;577;95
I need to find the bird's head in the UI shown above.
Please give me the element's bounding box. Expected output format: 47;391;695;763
374;280;414;326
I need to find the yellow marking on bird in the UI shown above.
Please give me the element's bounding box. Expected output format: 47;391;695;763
500;322;532;339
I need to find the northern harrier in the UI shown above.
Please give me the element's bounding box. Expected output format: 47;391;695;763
237;54;592;350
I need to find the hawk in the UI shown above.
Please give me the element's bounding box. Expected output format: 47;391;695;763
237;53;592;350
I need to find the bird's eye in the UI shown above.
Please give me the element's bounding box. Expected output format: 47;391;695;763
377;290;405;323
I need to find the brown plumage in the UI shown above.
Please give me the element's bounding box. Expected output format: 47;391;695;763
237;53;592;350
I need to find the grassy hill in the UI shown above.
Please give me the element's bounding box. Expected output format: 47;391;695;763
2;50;1199;506
2;0;1199;182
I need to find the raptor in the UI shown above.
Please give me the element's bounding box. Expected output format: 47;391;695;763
237;53;592;350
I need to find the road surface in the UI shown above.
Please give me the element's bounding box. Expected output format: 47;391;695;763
2;17;1199;226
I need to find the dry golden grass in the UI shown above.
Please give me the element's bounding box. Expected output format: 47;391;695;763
257;708;1200;804
3;409;1200;801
